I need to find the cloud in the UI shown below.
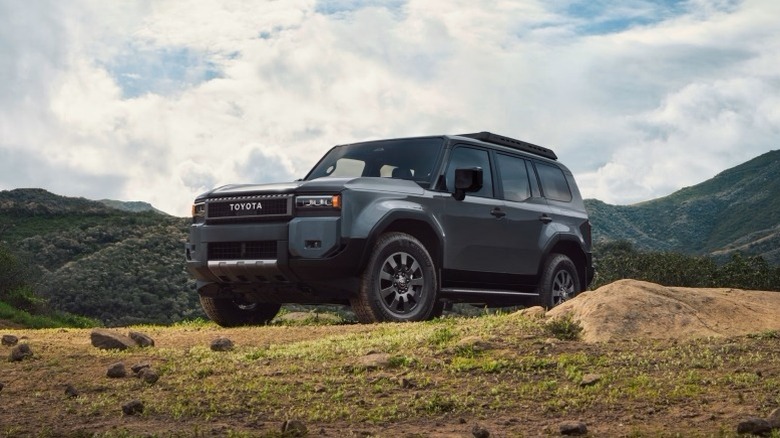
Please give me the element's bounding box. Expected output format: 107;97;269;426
0;0;778;215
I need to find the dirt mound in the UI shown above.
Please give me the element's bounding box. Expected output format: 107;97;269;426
547;279;780;342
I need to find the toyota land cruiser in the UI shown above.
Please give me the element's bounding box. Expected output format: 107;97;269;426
186;132;594;326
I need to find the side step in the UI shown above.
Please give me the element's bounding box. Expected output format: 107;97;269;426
440;287;539;297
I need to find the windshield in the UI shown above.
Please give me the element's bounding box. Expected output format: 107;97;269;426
305;137;444;186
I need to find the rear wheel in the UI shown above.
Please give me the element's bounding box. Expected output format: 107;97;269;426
199;296;281;327
351;232;439;323
535;254;581;309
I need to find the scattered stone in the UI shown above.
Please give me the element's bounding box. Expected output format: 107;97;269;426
313;385;326;393
106;362;127;378
281;419;307;437
559;421;588;436
471;424;490;438
65;384;79;398
9;343;32;362
90;329;135;351
122;399;144;416
516;306;547;319
768;407;780;428
131;362;151;374
399;377;416;389
138;368;159;384
456;336;494;352
1;335;18;346
211;337;234;352
737;417;771;435
357;353;391;369
580;374;602;387
128;331;155;348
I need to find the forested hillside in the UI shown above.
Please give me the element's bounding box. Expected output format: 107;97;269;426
586;150;780;263
0;189;202;326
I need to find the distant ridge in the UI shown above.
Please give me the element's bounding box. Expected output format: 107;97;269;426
586;150;780;263
99;199;167;215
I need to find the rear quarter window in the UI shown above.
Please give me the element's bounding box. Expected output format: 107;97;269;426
536;162;572;202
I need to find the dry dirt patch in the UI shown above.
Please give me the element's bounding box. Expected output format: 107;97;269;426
548;279;780;342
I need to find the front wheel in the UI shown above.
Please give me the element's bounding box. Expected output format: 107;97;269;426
199;296;281;327
535;254;581;309
351;232;439;323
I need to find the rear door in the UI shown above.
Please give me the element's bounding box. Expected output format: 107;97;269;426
494;153;551;278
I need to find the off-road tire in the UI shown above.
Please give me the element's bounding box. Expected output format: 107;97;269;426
199;296;281;327
351;232;439;323
535;253;581;309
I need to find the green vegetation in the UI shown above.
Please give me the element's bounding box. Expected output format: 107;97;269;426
0;188;202;327
592;240;780;291
0;243;99;328
544;314;584;340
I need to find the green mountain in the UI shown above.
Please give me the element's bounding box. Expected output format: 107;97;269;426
0;188;202;326
586;150;780;263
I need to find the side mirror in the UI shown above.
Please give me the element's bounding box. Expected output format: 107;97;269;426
453;167;483;201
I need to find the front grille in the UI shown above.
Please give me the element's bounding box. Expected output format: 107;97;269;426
208;241;278;260
206;194;291;220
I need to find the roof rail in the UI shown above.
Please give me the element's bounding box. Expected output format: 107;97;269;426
458;131;557;160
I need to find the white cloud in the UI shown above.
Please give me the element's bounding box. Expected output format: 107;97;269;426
1;0;779;215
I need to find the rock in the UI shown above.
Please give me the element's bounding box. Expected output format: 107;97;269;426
138;368;159;384
580;373;602;387
0;382;4;392
9;343;32;362
399;377;416;389
737;418;771;435
516;306;547;319
131;362;151;374
122;400;144;416
768;407;780;428
91;329;135;351
456;336;494;352
107;362;127;378
65;384;79;398
313;385;326;393
357;353;391;369
559;421;588;436
281;419;307;436
1;335;19;346
128;331;155;348
471;424;490;438
211;337;234;352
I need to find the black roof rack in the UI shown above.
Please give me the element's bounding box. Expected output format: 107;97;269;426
458;131;557;160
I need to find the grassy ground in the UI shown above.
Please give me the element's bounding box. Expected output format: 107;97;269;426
1;313;779;437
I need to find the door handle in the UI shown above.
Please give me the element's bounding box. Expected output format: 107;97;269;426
539;214;553;224
490;208;506;218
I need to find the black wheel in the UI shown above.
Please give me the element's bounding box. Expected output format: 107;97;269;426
351;232;439;323
199;296;281;327
535;254;581;309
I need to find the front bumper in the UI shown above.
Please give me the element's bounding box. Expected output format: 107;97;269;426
185;219;367;298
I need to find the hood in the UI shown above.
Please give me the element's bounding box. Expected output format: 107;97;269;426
197;177;425;200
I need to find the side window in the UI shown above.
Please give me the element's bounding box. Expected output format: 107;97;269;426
445;147;493;198
496;154;531;202
536;162;572;202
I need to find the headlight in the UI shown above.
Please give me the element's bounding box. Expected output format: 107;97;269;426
295;194;341;209
192;202;205;223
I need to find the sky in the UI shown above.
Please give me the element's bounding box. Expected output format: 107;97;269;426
1;0;778;216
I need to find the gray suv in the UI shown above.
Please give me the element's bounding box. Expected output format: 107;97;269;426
186;132;594;326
